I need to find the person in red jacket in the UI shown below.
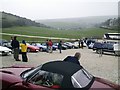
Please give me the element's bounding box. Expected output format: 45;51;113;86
48;39;53;53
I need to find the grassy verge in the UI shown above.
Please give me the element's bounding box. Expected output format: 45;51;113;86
2;26;117;41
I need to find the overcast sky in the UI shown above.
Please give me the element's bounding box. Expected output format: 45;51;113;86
1;0;119;20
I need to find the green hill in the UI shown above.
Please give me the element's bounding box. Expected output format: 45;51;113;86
1;11;49;28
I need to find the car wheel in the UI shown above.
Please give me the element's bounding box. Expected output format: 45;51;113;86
7;52;12;55
115;51;120;56
40;48;43;52
96;49;103;54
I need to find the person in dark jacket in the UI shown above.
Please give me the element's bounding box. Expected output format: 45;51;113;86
81;40;84;49
11;36;20;61
63;52;81;65
58;40;62;53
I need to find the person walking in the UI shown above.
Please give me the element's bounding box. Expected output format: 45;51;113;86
58;40;62;53
63;52;81;65
81;40;84;49
11;36;20;61
48;39;53;53
20;40;28;62
78;39;81;48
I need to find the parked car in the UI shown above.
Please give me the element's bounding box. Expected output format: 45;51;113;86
0;46;12;56
2;42;13;50
31;43;47;52
88;43;94;49
72;41;79;48
0;61;119;89
93;42;103;50
93;42;120;56
63;42;73;49
53;43;68;50
0;39;8;46
86;39;96;46
26;43;39;52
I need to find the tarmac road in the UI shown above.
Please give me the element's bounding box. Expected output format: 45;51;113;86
1;47;119;85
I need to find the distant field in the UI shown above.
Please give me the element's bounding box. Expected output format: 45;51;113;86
2;26;117;41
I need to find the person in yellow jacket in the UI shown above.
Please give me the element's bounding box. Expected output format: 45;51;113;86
20;40;28;62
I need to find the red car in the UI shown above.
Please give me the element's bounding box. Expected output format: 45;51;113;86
26;43;39;52
0;61;119;90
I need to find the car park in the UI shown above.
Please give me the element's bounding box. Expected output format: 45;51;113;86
0;46;12;56
0;61;119;89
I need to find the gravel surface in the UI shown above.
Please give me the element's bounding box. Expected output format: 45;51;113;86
1;47;119;85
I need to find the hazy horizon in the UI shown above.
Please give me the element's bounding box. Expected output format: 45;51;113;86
1;0;119;20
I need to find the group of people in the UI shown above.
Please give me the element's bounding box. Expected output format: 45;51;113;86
11;36;28;62
10;36;81;65
46;39;53;53
46;39;63;53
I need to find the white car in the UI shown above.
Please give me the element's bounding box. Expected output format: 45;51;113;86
72;42;79;48
0;46;12;56
88;43;94;49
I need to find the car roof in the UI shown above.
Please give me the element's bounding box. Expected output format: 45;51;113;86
41;61;82;76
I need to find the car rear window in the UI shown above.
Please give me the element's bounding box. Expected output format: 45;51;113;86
71;68;93;88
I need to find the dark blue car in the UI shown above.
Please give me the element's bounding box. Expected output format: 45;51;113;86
93;42;114;54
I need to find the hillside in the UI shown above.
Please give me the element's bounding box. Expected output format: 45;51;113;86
100;17;120;30
1;11;49;28
36;16;117;30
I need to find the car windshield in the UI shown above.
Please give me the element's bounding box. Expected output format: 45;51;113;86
71;68;93;88
20;65;42;79
29;70;63;88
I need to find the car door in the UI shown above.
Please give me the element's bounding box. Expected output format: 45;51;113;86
8;81;53;90
103;43;114;52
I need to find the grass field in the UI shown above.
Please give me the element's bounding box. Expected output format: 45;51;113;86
2;26;117;42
